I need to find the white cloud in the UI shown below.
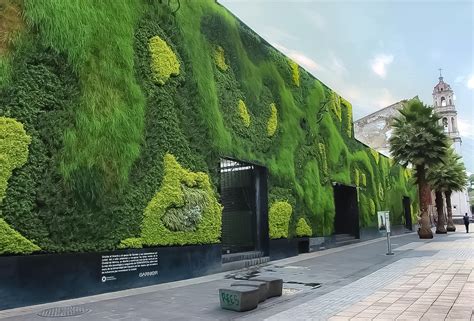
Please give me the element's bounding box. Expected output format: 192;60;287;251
467;75;474;89
271;42;322;72
458;118;474;139
370;54;394;78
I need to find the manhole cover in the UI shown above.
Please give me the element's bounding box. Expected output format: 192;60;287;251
38;306;90;318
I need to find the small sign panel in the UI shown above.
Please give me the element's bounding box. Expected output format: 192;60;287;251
377;211;390;233
100;251;158;283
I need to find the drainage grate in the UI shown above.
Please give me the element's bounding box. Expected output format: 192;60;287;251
38;306;90;318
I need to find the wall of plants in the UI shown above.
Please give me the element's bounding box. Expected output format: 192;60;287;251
0;0;417;255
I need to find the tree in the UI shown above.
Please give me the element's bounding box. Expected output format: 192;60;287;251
426;147;466;233
443;150;468;231
389;99;448;239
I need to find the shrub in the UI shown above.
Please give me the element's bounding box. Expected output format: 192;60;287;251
238;99;250;127
0;218;40;255
295;218;312;237
0;117;31;202
214;45;228;71
135;153;221;246
288;60;299;87
360;172;367;186
118;237;143;249
267;103;278;137
269;201;292;239
149;35;180;85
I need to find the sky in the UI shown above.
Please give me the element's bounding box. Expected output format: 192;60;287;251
219;0;474;173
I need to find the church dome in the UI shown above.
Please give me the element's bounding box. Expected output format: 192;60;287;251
433;76;452;93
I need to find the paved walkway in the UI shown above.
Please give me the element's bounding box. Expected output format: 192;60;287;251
1;226;473;321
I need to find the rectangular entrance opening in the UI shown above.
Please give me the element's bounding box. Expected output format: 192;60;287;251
219;158;268;255
333;184;360;238
403;196;412;230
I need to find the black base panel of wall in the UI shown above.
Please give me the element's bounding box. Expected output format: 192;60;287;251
0;244;222;310
269;238;309;261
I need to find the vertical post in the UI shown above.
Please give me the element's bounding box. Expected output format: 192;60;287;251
385;211;393;255
386;232;393;255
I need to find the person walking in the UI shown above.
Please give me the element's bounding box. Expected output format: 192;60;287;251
463;213;470;233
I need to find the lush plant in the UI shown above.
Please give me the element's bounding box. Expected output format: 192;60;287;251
289;60;299;87
267;103;278;137
389;99;449;238
0;218;40;255
0;117;31;202
149;35;180;85
237;99;250;127
24;0;146;198
122;153;221;247
268;201;292;239
214;45;228;71
295;218;312;237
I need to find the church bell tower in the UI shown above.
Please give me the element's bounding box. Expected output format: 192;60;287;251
432;70;462;153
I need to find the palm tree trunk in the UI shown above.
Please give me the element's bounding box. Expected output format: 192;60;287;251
445;190;456;232
435;190;447;233
416;165;433;239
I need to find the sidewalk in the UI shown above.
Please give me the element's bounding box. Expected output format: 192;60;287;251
1;227;472;321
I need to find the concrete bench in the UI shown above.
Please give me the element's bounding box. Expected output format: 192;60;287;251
231;280;268;302
219;286;259;312
249;276;283;298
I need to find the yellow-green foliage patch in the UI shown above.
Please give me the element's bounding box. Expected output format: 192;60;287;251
149;35;180;85
330;92;342;121
0;218;40;255
370;149;379;164
0;117;40;254
295;218;312;237
289;60;299;87
214;45;228;71
369;199;376;216
267;103;278;137
269;201;292;239
353;168;360;186
342;98;352;137
360;172;367;186
378;183;384;201
318;143;329;180
238;99;250;127
126;153;221;247
0;117;31;202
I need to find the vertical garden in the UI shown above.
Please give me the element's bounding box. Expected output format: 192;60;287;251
0;0;417;255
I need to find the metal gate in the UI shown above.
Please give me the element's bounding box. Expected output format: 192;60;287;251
219;159;257;254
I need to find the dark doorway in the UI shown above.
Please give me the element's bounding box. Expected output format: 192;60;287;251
403;196;412;230
219;158;268;254
333;184;359;238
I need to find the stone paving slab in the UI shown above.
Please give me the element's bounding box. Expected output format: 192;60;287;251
266;229;474;321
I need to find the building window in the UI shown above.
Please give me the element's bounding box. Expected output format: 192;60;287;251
442;117;448;132
441;97;446;107
451;117;456;132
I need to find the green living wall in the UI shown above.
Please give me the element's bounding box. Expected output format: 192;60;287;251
0;0;417;255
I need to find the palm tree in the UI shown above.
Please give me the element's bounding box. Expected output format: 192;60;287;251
443;150;468;232
426;147;462;234
389;99;448;239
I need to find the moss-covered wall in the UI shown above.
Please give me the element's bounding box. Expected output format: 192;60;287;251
0;0;417;255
